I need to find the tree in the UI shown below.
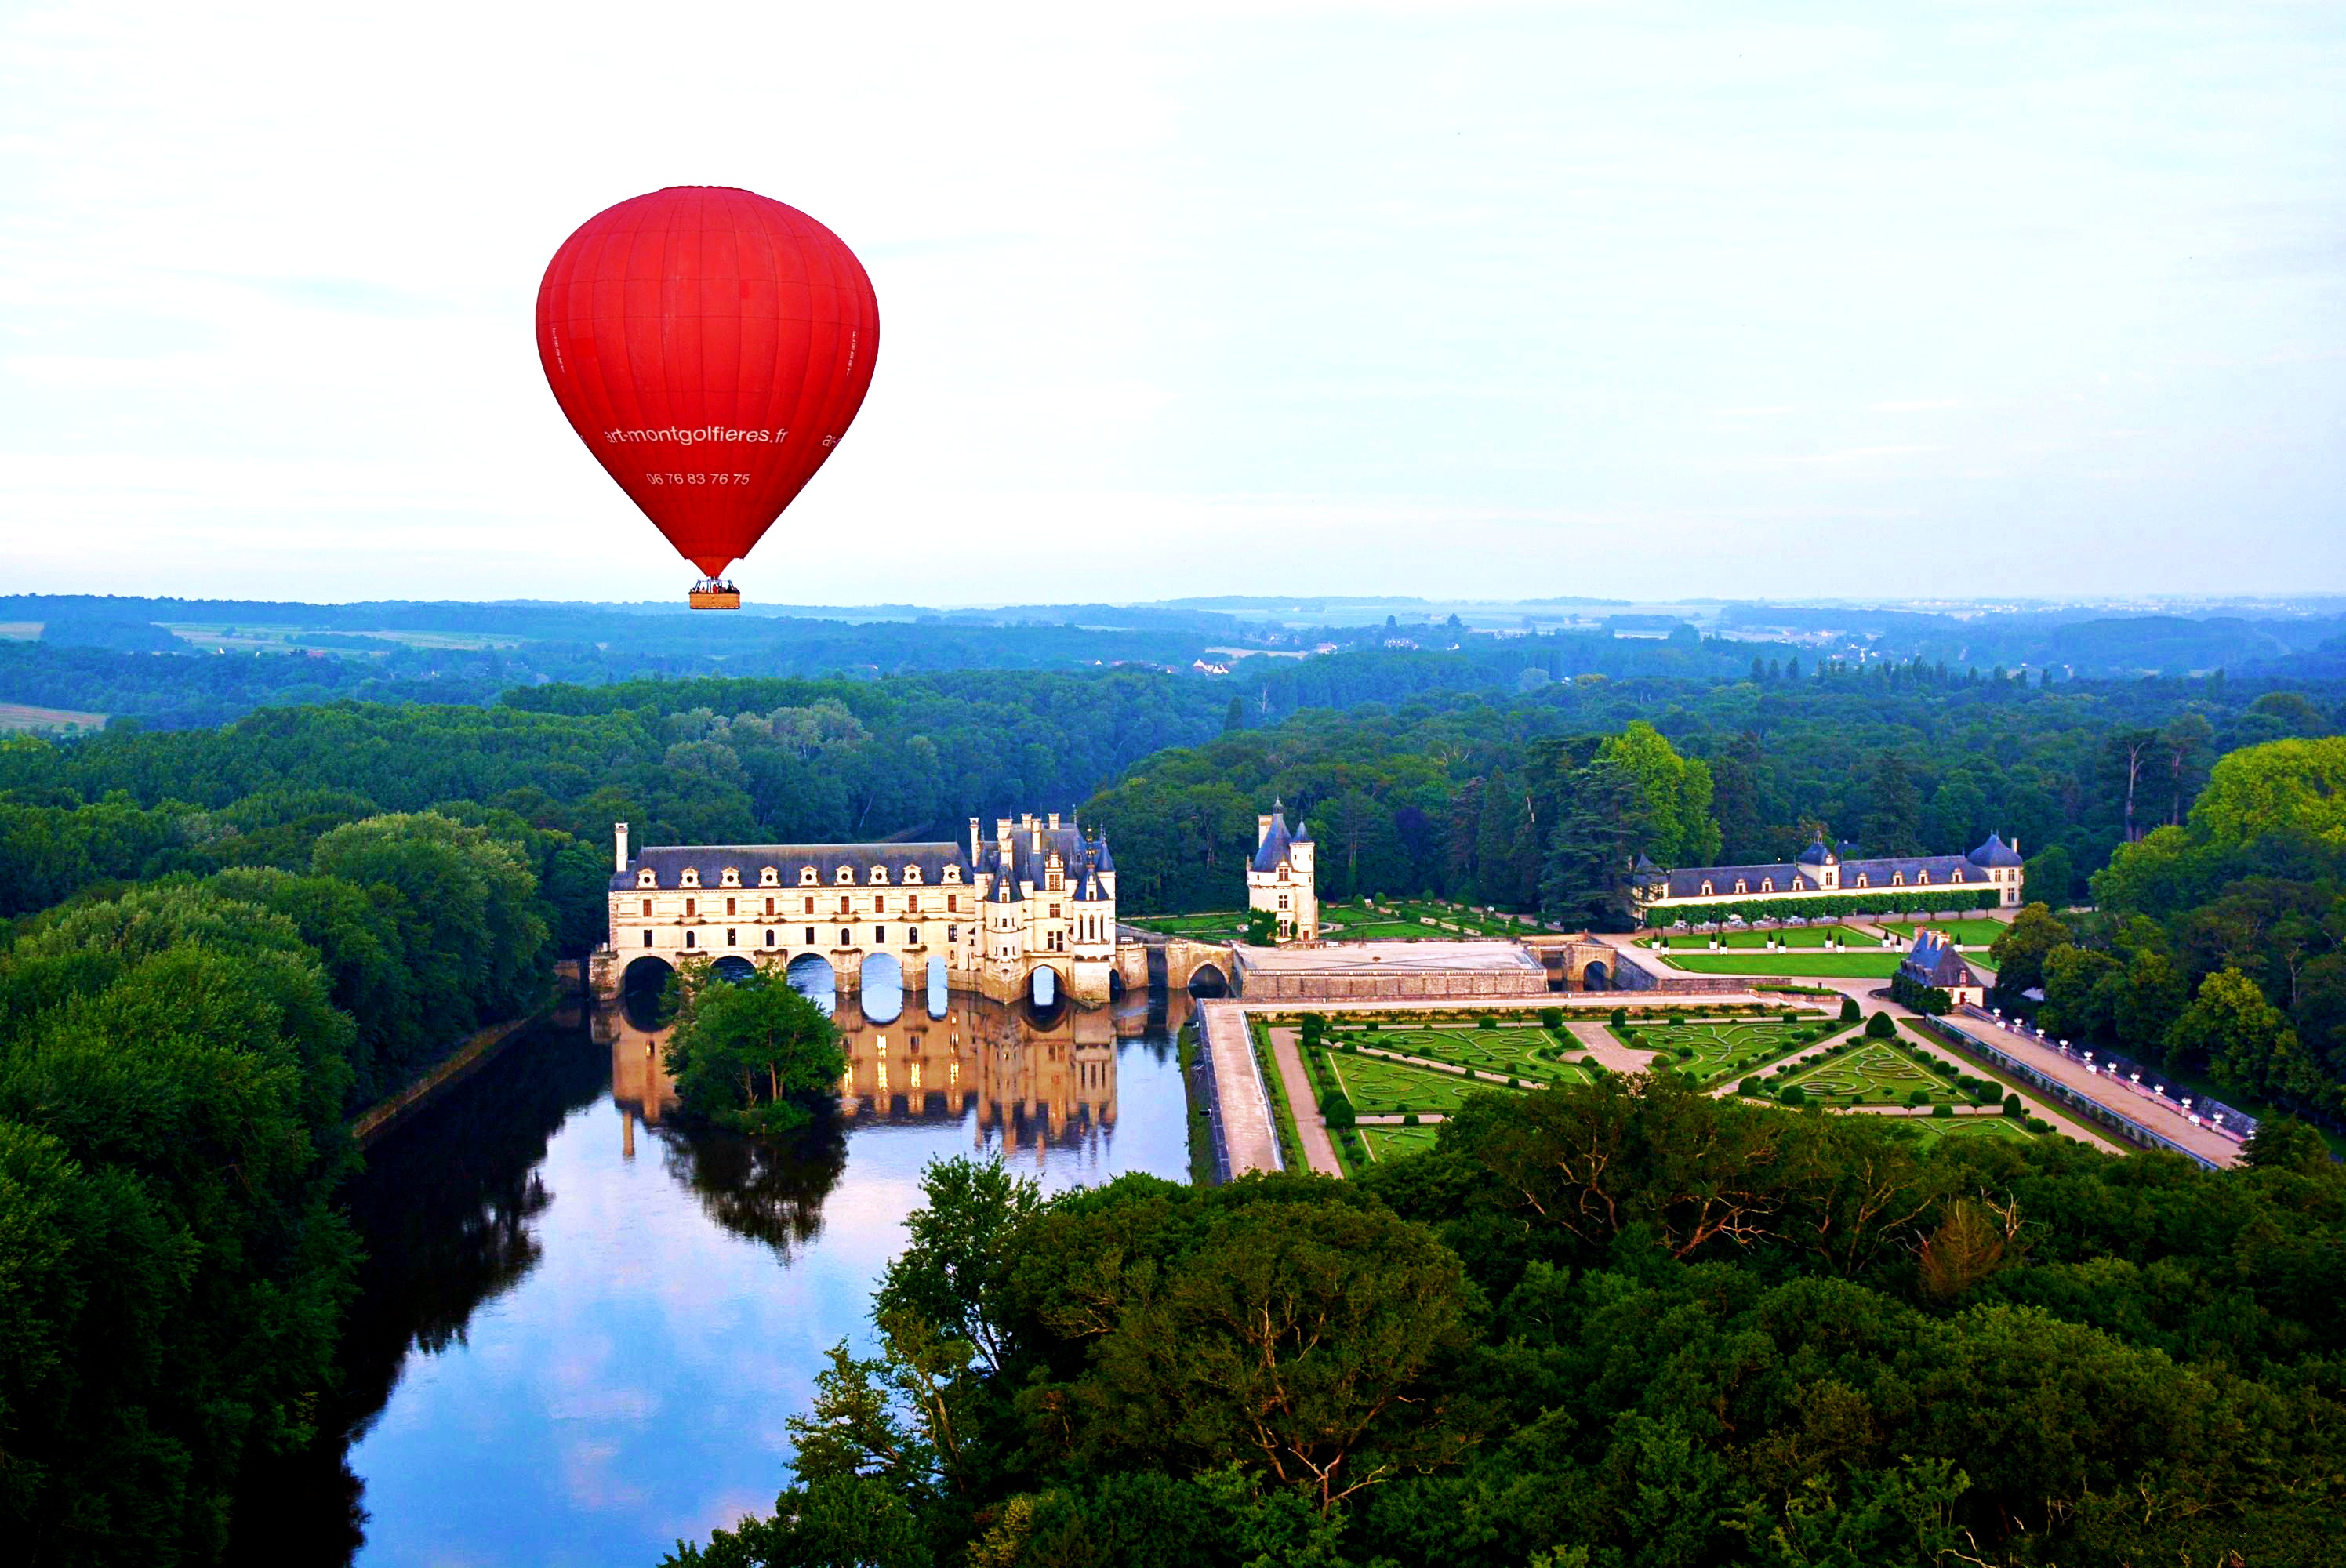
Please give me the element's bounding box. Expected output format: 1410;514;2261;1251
1596;721;1721;866
2021;842;2073;908
2166;967;2326;1107
663;966;846;1132
1539;760;1642;930
876;1157;1045;1377
1861;754;1923;857
1223;695;1244;734
1864;1011;1894;1039
1988;903;2071;993
2185;736;2346;852
2240;1116;2333;1174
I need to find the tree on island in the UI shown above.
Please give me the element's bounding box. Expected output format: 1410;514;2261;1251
662;964;847;1133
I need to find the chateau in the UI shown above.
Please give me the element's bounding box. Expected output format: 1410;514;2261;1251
594;812;1119;1006
1245;801;1317;942
1632;830;2026;916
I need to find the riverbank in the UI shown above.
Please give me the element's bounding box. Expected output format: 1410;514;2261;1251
349;1010;552;1145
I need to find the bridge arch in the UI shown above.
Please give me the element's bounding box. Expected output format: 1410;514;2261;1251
622;954;675;996
862;952;906;1023
711;954;757;984
1187;961;1229;997
786;953;837;1013
924;956;950;1018
1582;960;1611;992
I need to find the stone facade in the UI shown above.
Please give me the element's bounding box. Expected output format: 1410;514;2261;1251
1632;831;2026;917
1244;801;1317;942
594;812;1118;1007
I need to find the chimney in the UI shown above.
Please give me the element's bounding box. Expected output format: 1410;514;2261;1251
1047;811;1060;830
614;822;629;874
968;816;981;863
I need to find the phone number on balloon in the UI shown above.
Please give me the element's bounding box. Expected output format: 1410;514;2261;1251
644;472;754;485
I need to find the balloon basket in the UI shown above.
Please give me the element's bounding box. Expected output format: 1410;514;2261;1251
688;580;741;611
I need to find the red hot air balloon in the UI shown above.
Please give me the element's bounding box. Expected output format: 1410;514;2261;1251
536;187;879;608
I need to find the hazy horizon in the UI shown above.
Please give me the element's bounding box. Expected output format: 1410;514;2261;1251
5;2;2341;603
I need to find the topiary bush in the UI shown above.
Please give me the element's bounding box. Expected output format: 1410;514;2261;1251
1477;1016;1498;1031
2004;1094;2026;1118
1611;1007;1627;1029
1319;1091;1356;1129
1779;1084;1808;1107
1540;1007;1563;1029
1864;1011;1895;1039
1402;1112;1421;1127
1932;1102;1954;1118
1908;1089;1930;1107
1739;1076;1763;1097
1839;996;1861;1023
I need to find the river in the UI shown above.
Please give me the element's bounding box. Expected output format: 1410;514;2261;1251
257;974;1193;1566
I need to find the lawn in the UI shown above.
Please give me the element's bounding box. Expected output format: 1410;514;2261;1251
1608;1017;1835;1084
1360;1124;1442;1162
1782;1041;1959;1106
1898;1113;2036;1145
1658;951;1906;978
1879;920;2009;948
1336;1023;1573;1081
1647;927;1870;950
1125;911;1251;938
1320;899;1532;939
1322;1051;1551;1117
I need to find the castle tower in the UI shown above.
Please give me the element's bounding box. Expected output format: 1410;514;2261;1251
1244;800;1317;942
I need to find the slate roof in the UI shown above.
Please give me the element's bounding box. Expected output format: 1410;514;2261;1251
1796;835;1836;866
1969;831;2024;868
613;841;971;891
1091;833;1115;873
975;821;1091;895
1661;862;1826;899
1901;930;1981;989
1251;809;1296;873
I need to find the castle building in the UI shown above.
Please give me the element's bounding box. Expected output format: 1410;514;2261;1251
1898;929;1987;1009
595;812;1117;1006
1632;830;2026;917
1244;800;1317;942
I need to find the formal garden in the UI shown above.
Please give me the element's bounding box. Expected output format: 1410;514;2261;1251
1877;918;2009;948
1608;1013;1847;1086
1652;949;1908;978
1318;1016;1574;1080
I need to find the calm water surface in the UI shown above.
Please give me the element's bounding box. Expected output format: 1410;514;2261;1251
290;976;1189;1567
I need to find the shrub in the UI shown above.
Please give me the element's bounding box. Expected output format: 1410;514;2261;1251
1342;1040;1358;1054
1506;1076;1520;1088
1932;1102;1954;1118
1864;1011;1895;1040
1402;1112;1421;1127
1673;1046;1694;1059
1540;1007;1563;1029
1739;1076;1763;1097
1908;1089;1930;1107
1476;1015;1498;1031
1365;1022;1380;1032
2025;1116;2053;1134
1610;1007;1627;1029
1319;1091;1356;1129
1651;1054;1672;1070
1779;1084;1808;1107
2004;1094;2025;1118
1839;996;1861;1023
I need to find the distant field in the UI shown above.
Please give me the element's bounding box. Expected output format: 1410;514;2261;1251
0;702;107;733
0;622;41;641
1658;951;1906;978
161;622;521;653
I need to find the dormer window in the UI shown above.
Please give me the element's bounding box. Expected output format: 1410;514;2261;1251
1734;879;1748;894
1892;873;1905;887
637;869;656;887
905;866;923;884
681;869;700;887
1950;869;1963;883
1856;873;1869;887
1701;880;1714;896
721;867;740;887
799;867;818;885
835;867;855;885
1760;878;1773;893
759;867;779;886
869;866;889;884
1916;870;1930;885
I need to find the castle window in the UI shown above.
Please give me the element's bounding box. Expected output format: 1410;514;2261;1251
800;867;818;885
641;898;652;917
1050;904;1060;919
1278;895;1289;909
908;895;921;913
947;894;958;913
943;866;961;882
642;931;652;947
637;869;656;887
681;869;699;887
836;867;854;884
874;895;887;914
685;931;696;949
804;927;815;945
804;895;815;914
947;925;957;942
727;928;737;946
874;926;886;944
1892;873;1905;887
764;896;775;915
840;927;852;946
1701;880;1714;896
765;930;775;946
1855;873;1869;887
1760;879;1773;893
838;895;851;916
721;868;739;887
870;866;889;884
685;898;696;916
1734;879;1748;894
905;866;923;884
1951;869;1964;883
1916;870;1930;885
1048;869;1062;891
759;867;778;886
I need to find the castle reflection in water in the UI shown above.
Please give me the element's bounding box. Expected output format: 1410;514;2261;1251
597;974;1189;1163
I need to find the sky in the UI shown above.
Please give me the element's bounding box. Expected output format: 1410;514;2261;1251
1;1;2341;606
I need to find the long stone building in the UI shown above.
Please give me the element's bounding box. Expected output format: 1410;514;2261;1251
1632;830;2026;918
590;812;1120;1007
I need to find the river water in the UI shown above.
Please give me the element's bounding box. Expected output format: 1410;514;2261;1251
269;976;1191;1567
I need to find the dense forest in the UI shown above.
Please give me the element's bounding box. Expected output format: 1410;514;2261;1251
1083;665;2342;920
672;1087;2346;1568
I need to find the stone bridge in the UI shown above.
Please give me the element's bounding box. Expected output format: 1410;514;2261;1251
1115;927;1235;996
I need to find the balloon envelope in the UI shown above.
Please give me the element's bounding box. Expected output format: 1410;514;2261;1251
536;187;879;579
